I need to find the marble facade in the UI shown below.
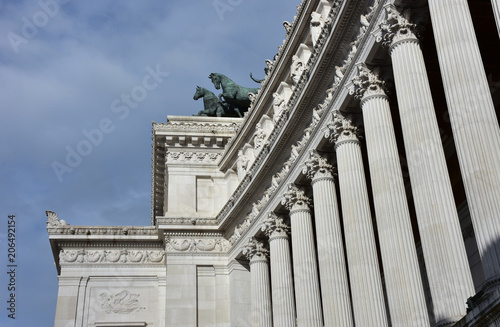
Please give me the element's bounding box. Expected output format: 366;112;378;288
48;0;500;326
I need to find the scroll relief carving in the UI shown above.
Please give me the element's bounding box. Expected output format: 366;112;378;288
167;152;221;163
165;237;230;253
59;249;165;264
98;290;145;314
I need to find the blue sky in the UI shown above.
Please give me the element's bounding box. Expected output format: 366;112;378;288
0;1;297;325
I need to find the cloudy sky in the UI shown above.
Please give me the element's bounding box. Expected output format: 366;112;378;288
0;0;297;325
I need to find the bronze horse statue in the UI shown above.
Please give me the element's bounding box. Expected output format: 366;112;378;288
193;86;242;117
208;73;260;111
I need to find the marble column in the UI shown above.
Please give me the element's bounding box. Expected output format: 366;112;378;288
379;5;475;325
282;184;323;327
350;64;429;327
492;0;500;38
262;213;296;327
243;237;273;327
428;0;500;291
325;112;388;327
303;149;354;327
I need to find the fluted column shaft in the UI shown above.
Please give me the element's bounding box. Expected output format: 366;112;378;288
380;6;475;325
282;185;323;327
249;257;272;327
428;0;500;289
262;215;296;327
491;0;500;37
304;150;354;326
243;238;272;327
351;66;430;326
327;113;389;327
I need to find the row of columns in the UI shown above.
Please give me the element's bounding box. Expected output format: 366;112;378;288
242;3;500;327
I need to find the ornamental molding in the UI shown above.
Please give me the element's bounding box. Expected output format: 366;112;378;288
165;235;230;253
98;290;145;314
59;249;165;264
47;224;158;237
166;151;221;164
302;149;335;180
153;120;239;135
242;237;269;262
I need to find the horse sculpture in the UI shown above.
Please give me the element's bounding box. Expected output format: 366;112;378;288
193;86;242;117
208;73;260;112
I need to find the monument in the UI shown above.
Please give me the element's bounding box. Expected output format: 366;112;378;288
47;0;500;326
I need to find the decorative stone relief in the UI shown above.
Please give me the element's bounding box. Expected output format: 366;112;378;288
242;237;269;262
282;183;312;212
45;210;68;228
153;121;239;135
253;123;267;152
165;236;230;253
59;249;165;264
303;149;335;180
378;5;418;48
272;92;287;124
236;149;250;181
166;151;221;164
310;12;326;47
350;64;388;101
261;212;290;239
291;55;305;85
98;290;144;314
325;110;361;146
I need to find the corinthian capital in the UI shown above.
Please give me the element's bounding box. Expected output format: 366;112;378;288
303;149;334;181
350;64;388;102
242;237;269;262
378;5;418;48
281;183;311;212
324;110;361;146
261;212;290;239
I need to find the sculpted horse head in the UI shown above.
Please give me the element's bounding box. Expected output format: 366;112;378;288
208;73;222;90
193;86;204;100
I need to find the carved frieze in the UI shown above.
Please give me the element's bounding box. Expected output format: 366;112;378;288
165;236;230;253
59;249;165;264
166;151;221;164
